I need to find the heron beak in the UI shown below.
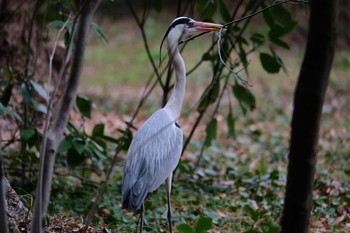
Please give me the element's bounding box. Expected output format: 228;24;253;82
193;21;223;32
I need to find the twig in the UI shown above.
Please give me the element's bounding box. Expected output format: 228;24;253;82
223;0;307;28
217;29;252;86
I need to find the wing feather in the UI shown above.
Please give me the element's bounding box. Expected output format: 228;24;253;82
121;109;182;210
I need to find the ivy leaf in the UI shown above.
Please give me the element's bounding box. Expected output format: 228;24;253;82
76;95;92;118
259;53;280;74
177;224;194;233
232;83;256;115
260;222;280;233
244;205;259;221
204;118;217;147
195;216;212;232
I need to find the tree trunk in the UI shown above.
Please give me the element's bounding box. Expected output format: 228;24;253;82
280;1;337;233
30;1;102;232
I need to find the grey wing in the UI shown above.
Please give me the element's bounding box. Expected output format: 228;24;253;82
121;109;182;210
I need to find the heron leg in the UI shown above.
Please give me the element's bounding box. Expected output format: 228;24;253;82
139;203;144;233
166;174;173;233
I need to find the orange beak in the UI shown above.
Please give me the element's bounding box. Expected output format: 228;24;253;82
193;21;223;32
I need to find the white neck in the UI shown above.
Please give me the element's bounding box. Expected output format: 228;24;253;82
164;37;186;120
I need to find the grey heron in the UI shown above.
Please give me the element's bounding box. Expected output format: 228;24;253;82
121;17;222;233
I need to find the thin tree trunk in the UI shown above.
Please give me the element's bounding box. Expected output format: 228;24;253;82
30;1;102;232
0;130;9;233
280;1;337;233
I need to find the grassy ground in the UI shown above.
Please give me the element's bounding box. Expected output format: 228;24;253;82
52;12;350;232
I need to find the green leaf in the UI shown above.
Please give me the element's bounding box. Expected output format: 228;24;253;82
238;45;248;71
154;0;162;13
268;21;297;39
21;128;38;148
64;31;71;47
244;230;259;233
177;224;195;233
67;121;80;134
58;138;72;153
269;47;287;73
86;141;106;159
0;82;13;106
226;105;235;137
92;123;105;137
195;216;212;232
197;81;220;112
33;102;47;114
259;53;280;74
202;52;212;61
260;222;280;233
21;128;36;141
48;20;74;32
219;0;231;22
3;67;13;80
196;0;217;20
270;37;290;49
232;83;256;115
91;22;108;45
263;5;297;41
76;95;92;118
100;135;119;144
0;102;22;121
244;205;259;221
204;118;217;147
72;138;85;155
30;80;48;101
21;83;34;104
67;149;85;167
48;20;65;28
250;33;265;47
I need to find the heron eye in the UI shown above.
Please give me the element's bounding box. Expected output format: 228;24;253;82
187;21;194;27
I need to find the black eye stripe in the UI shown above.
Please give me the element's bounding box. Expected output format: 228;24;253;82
169;17;191;29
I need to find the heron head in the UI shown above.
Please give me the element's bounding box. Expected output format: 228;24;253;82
161;17;223;51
